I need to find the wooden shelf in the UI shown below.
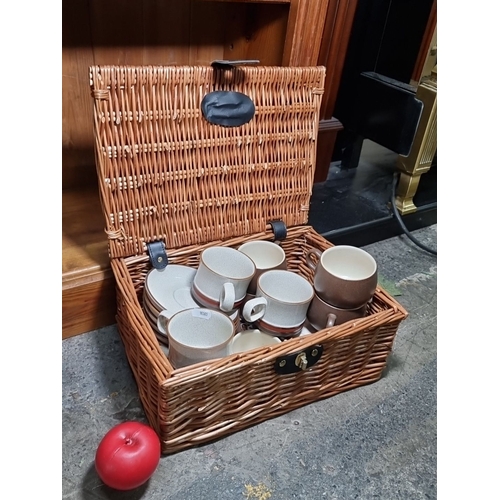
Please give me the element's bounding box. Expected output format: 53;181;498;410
62;0;357;339
196;0;291;3
62;188;116;339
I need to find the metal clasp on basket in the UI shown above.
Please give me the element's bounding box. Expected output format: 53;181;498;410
295;352;308;370
274;345;323;375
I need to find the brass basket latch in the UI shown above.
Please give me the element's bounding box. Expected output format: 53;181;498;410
295;352;308;370
274;345;323;375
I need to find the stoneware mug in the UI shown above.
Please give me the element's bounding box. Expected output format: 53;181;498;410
157;306;242;336
192;246;256;312
229;329;282;354
237;240;287;295
161;307;235;369
306;245;378;309
243;269;314;337
307;292;368;331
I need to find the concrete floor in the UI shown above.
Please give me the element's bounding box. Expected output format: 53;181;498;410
62;224;437;499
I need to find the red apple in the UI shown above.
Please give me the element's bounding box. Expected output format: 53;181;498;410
95;421;161;490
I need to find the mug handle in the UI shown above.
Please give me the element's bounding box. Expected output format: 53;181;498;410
242;297;267;323
305;248;322;271
157;310;170;336
325;313;337;328
219;282;236;312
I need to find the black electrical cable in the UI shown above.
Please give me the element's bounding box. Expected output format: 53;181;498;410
391;172;437;256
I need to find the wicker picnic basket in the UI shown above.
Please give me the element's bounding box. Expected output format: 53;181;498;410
89;64;408;454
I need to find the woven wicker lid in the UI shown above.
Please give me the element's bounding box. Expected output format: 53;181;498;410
89;65;326;259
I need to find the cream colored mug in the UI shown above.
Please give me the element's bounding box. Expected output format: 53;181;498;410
162;308;235;369
243;270;314;337
238;240;287;295
192;246;256;312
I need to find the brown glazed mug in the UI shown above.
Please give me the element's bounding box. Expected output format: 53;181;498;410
307;292;368;331
305;245;378;309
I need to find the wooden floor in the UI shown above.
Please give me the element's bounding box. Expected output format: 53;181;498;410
61;141;437;339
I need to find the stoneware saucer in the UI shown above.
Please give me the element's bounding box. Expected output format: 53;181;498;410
145;264;199;316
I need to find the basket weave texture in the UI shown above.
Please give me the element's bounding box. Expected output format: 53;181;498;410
90;65;325;258
90;65;408;454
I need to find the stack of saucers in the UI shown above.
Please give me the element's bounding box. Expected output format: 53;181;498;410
142;264;199;344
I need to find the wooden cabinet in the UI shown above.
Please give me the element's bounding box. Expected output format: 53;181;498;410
62;0;357;338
